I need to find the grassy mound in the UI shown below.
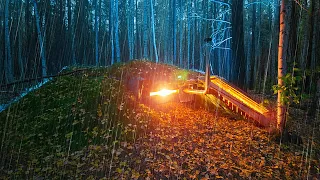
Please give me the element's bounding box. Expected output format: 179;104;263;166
0;60;318;179
0;61;209;178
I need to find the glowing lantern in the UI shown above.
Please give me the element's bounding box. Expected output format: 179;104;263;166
150;89;178;97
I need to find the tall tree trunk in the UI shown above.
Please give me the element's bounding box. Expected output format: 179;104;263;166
300;0;314;93
150;0;158;63
114;0;120;63
164;4;170;63
60;0;64;27
192;2;195;69
310;0;318;76
287;1;299;67
4;0;14;83
135;0;141;59
172;0;177;65
95;0;99;66
262;3;273;94
110;0;114;64
255;0;262;92
33;0;47;77
277;0;288;132
0;3;4;83
72;0;77;65
127;0;134;60
67;1;71;45
199;1;203;71
59;0;65;69
99;0;102;32
271;0;280;85
179;0;184;68
305;0;318;116
231;0;246;88
199;26;203;71
143;0;148;59
305;0;315;92
187;1;191;69
126;0;131;60
130;0;135;60
310;0;319;116
18;1;24;80
67;0;73;65
263;34;272;95
25;0;31;77
45;0;53;71
249;0;256;89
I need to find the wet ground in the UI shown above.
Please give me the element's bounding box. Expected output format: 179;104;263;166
107;102;318;179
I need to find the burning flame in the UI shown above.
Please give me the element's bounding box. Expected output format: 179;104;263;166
150;89;178;97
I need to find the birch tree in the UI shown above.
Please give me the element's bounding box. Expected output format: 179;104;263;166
277;0;288;132
150;0;158;63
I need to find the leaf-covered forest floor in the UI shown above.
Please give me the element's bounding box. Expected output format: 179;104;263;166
0;60;319;179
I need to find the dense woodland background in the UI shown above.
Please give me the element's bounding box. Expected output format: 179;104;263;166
1;0;320;96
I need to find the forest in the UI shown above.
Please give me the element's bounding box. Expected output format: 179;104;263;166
1;0;319;92
0;0;320;179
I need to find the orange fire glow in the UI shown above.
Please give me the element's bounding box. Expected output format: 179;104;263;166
150;89;178;97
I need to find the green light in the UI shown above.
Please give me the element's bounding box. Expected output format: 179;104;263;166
173;69;189;81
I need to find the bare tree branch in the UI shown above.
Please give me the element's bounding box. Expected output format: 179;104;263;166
209;0;231;7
